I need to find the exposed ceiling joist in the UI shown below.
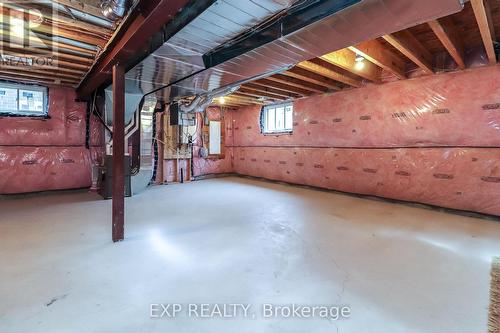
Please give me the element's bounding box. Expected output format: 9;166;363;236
320;48;382;83
223;95;259;106
283;67;342;91
470;0;497;65
265;75;328;94
428;18;465;70
1;48;93;65
229;93;263;103
382;31;434;74
255;79;314;96
1;2;112;36
238;87;288;101
0;7;107;47
243;83;302;99
297;60;363;88
349;40;406;80
0;68;78;84
0;66;81;81
77;0;195;98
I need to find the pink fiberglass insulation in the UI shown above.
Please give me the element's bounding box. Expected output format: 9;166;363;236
191;107;234;178
232;66;500;148
0;87;87;146
0;146;92;194
0;87;97;194
195;65;500;216
232;147;500;216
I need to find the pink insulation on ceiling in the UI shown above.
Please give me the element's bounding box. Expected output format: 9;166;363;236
0;87;98;194
196;65;500;216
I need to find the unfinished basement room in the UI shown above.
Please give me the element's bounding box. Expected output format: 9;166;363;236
1;0;500;332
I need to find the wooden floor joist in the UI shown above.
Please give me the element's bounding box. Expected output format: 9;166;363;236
265;74;328;94
383;31;434;75
428;18;466;69
255;78;314;96
349;40;407;80
297;60;363;88
283;67;342;91
470;0;497;65
320;48;382;83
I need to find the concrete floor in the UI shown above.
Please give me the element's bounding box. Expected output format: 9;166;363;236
1;177;499;333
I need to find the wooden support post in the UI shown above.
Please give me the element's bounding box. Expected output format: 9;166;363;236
112;64;125;242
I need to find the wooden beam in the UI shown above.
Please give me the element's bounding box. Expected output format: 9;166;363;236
1;2;113;36
225;95;255;103
0;69;78;84
283;67;342;91
0;7;107;47
77;0;195;98
266;74;328;94
233;91;281;102
320;48;382;82
112;64;125;243
349;40;407;79
0;28;98;57
297;60;363;87
0;67;82;81
0;72;76;86
0;62;86;75
254;78;314;96
0;46;94;64
222;96;257;106
470;0;497;65
243;83;302;98
238;87;287;101
382;31;434;74
428;18;465;70
0;54;92;71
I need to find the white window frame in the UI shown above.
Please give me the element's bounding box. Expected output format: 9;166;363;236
0;82;48;116
262;102;293;134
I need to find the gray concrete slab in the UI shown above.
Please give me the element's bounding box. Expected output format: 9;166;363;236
1;177;499;332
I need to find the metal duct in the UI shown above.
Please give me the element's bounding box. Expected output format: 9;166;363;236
199;85;241;110
179;85;240;113
179;95;204;113
101;0;129;21
105;0;465;195
124;0;464;104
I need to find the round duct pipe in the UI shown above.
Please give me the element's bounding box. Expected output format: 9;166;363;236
101;0;130;21
179;86;240;114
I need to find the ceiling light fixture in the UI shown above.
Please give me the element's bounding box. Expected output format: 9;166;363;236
354;55;365;70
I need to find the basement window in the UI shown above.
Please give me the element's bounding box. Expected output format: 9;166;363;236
261;102;293;134
0;82;48;117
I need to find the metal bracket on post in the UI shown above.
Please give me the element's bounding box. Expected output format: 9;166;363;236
112;63;125;242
